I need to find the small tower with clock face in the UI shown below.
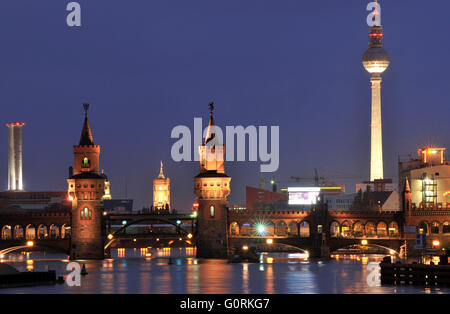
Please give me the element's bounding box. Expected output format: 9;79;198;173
68;104;108;259
194;103;231;258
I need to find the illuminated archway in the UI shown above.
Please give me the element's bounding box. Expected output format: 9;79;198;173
288;221;298;236
275;221;288;236
443;222;450;234
341;221;351;237
240;223;251;236
330;221;340;238
13;225;24;239
49;225;60;239
1;225;12;240
365;221;376;237
388;221;399;237
377;221;387;237
430;221;440;234
61;224;71;239
25;224;36;240
299;221;310;238
37;225;48;239
230;222;240;236
353;221;364;238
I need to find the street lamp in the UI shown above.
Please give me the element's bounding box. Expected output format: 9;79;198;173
432;240;440;248
187;233;193;239
266;238;273;245
26;241;34;247
361;239;368;246
107;234;113;240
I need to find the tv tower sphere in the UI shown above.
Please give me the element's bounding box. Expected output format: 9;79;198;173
362;26;389;73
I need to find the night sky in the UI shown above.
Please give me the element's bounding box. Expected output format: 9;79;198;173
0;1;449;211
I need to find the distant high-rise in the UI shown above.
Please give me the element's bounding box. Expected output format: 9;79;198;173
362;15;390;181
7;122;25;191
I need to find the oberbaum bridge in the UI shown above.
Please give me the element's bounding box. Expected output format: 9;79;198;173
0;103;449;260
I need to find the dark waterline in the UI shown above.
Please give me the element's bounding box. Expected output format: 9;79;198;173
0;249;448;294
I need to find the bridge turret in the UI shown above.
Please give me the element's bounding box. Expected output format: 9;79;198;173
68;104;108;259
194;103;231;258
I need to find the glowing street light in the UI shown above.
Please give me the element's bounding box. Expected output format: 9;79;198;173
187;233;193;239
361;239;368;246
266;238;273;245
176;220;182;225
256;224;266;236
26;241;34;247
107;234;114;240
242;245;249;251
432;240;440;248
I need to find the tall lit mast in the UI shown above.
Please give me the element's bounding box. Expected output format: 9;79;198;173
362;1;390;181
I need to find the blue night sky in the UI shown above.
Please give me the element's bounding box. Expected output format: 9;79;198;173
0;1;449;211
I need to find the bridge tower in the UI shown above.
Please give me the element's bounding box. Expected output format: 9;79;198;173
194;102;231;258
68;104;108;259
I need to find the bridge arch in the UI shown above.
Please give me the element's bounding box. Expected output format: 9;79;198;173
13;225;24;239
430;221;440;234
330;221;340;237
49;224;60;239
230;221;240;236
104;217;193;250
25;224;36;240
37;224;48;239
1;225;12;240
443;221;450;234
417;221;429;234
288;221;298;236
388;221;399;237
299;220;310;237
376;221;388;237
365;221;376;237
352;221;364;238
275;221;288;236
341;221;351;237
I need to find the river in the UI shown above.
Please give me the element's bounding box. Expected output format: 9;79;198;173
0;248;448;294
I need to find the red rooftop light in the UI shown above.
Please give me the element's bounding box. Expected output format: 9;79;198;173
6;122;25;127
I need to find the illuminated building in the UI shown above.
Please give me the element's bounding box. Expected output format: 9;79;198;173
194;102;231;258
362;17;390;181
153;161;171;212
67;104;109;259
399;147;450;206
6;122;25;191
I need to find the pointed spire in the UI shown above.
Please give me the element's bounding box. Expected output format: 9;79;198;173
204;102;216;145
404;177;411;193
158;161;165;179
79;103;94;146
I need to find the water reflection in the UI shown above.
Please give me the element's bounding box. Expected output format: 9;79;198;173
0;250;448;294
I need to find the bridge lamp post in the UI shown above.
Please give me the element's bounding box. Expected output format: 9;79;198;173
242;245;249;251
187;233;193;239
256;224;266;237
26;241;34;247
432;240;440;248
361;239;368;246
266;238;273;245
107;234;113;240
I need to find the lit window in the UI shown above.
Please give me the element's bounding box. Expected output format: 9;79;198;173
80;207;92;220
82;157;90;167
210;205;215;217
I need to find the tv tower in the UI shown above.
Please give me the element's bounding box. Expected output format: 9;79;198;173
362;1;389;181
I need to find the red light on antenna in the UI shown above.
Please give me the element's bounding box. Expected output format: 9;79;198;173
193;202;199;208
